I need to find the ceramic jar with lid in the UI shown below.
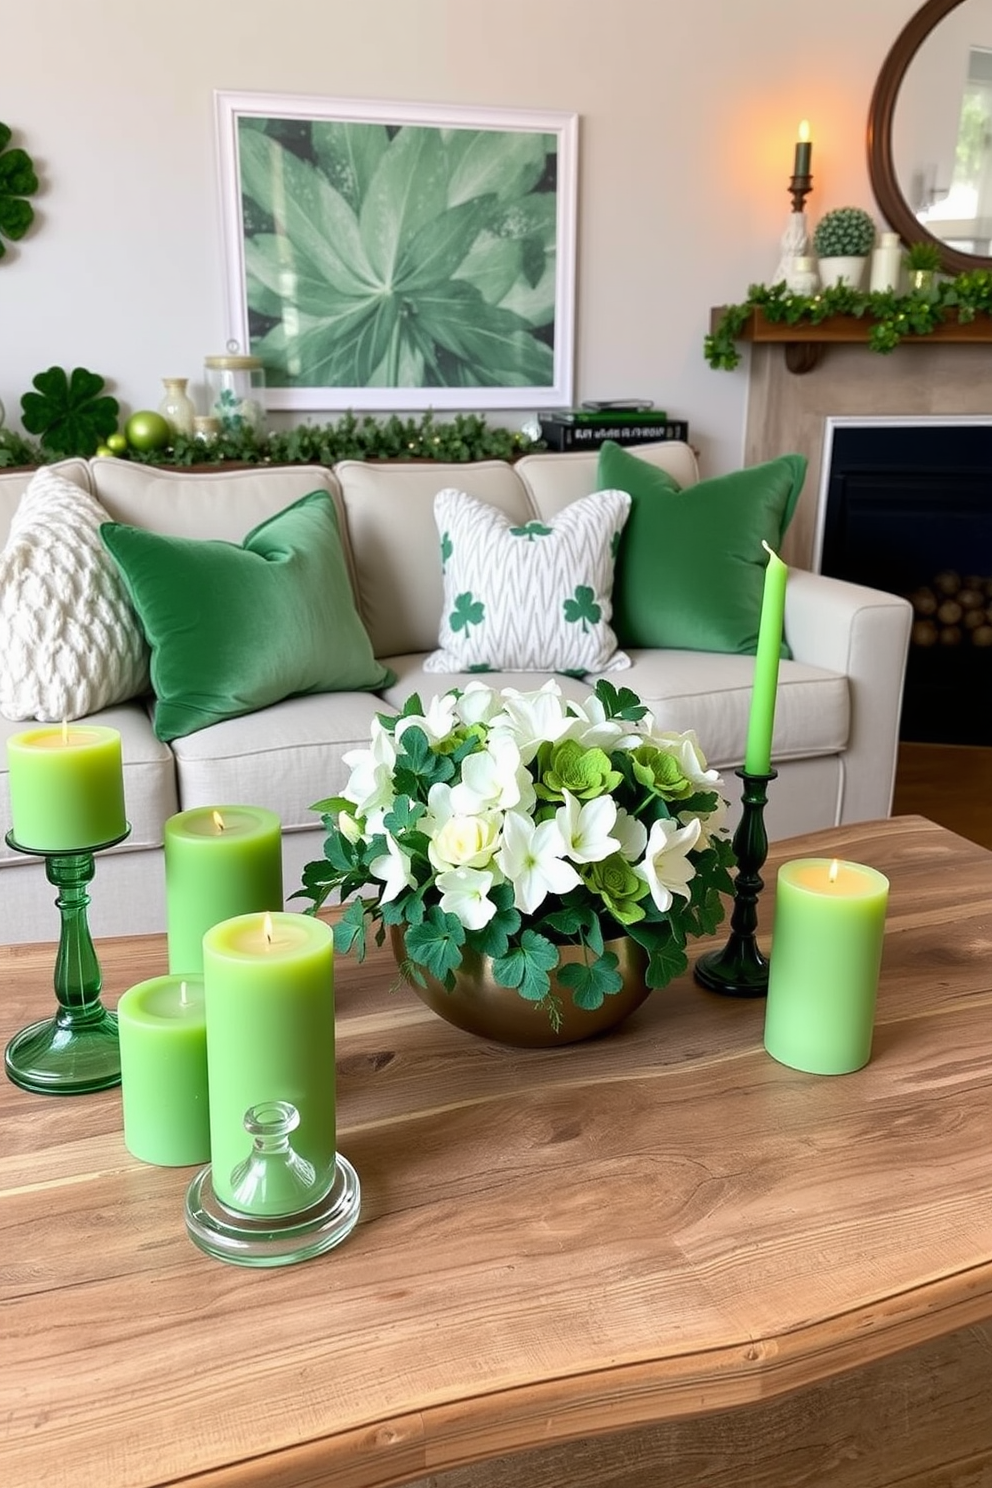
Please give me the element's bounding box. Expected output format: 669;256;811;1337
204;344;266;436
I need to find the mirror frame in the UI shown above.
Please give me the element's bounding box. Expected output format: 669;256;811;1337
867;0;990;274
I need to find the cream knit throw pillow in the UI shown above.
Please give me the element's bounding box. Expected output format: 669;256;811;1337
0;466;150;721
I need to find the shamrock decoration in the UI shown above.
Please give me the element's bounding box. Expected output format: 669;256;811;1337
563;585;602;633
21;366;120;458
450;591;485;636
0;122;39;261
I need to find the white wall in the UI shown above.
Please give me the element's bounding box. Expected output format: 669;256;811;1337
0;0;921;475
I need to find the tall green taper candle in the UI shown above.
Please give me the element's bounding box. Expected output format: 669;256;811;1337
202;912;336;1216
118;975;210;1166
764;858;889;1074
165;806;283;975
743;543;788;776
6;724;126;850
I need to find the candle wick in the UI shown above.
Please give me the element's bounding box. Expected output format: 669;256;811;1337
212;810;225;833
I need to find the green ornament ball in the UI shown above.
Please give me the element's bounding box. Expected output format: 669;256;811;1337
125;410;171;451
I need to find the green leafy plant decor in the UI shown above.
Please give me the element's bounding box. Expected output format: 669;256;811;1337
812;206;876;259
0;121;39;260
705;271;992;370
20;367;120;458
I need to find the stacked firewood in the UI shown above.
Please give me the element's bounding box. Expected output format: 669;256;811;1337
909;571;992;648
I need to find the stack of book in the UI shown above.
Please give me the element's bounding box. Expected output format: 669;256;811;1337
538;405;689;453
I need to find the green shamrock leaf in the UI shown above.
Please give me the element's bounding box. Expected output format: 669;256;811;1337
450;590;485;635
20;365;120;458
440;530;453;570
392;726;454;798
404;905;465;984
509;521;552;540
592;679;649;722
557;949;624;1010
466;882;520;959
492;928;559;1001
563;584;601;633
0;122;38;260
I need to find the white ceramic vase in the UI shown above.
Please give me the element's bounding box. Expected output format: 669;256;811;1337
158;377;197;439
818;256;867;290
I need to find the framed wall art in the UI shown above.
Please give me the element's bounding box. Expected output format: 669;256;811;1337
214;91;578;412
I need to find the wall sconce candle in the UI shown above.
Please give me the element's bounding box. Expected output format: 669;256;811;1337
793;119;812;178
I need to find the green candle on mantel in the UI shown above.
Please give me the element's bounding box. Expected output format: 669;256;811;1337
743;543;788;776
164;805;283;975
118;975;210;1166
202;912;336;1217
764;858;889;1075
6;724;127;851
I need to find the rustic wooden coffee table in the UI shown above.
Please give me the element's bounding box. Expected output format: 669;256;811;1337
2;816;991;1488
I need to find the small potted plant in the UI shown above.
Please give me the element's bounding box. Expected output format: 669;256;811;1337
903;240;943;292
812;206;877;290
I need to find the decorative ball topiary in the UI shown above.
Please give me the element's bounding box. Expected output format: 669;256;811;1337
812;206;876;259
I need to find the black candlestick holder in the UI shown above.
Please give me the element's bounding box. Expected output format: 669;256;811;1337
4;826;130;1095
788;173;813;216
694;770;776;997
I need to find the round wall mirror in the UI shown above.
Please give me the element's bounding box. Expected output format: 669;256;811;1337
868;0;992;273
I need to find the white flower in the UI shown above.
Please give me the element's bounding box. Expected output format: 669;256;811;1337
635;815;702;913
437;867;498;930
453;682;501;728
612;806;648;862
451;733;534;815
495;809;581;914
681;794;731;848
369;832;416;903
489;681;572;762
430;810;501;872
337;809;363;845
342;722;397;817
562;693;628;751
395;691;460;747
556;789;620;864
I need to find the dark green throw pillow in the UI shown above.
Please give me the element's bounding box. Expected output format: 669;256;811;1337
597;442;806;656
101;490;392;741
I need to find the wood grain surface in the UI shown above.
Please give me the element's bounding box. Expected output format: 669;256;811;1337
2;816;991;1488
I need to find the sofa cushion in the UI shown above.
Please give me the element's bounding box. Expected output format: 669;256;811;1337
0;467;150;722
169;691;395;833
517;439;700;520
424;487;631;675
101;491;391;742
335;459;533;656
597;442;806;656
0;700;177;866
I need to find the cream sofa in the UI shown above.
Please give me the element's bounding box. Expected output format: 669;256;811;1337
0;443;912;945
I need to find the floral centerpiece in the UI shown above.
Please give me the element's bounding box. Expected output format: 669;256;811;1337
298;679;736;1033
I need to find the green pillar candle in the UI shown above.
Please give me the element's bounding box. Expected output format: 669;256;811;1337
118;975;210;1165
202;912;336;1216
6;724;127;851
764;858;889;1075
165;806;283;975
743;543;788;776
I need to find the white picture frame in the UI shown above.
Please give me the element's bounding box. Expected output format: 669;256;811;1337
214;91;578;412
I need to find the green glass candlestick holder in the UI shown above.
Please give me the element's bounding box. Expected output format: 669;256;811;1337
694;770;776;997
185;1100;361;1267
4;826;130;1094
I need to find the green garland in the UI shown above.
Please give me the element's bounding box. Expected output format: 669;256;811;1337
1;409;543;469
705;270;992;371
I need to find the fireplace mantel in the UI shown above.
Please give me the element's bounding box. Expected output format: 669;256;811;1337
741;338;992;571
712;307;992;374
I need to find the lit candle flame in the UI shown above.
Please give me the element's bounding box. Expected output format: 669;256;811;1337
212;810;225;832
828;859;840;884
798;119;810;142
262;911;274;947
179;980;189;1008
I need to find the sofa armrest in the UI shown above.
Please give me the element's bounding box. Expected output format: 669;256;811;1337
785;570;912;825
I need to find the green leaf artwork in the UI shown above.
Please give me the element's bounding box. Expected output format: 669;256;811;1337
450;591;485;635
236;115;560;392
563;584;601;632
20;367;120;458
0;121;38;261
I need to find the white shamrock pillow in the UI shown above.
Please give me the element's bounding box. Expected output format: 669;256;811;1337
0;466;150;721
425;487;632;675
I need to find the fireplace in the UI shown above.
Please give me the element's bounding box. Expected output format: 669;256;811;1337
816;416;992;745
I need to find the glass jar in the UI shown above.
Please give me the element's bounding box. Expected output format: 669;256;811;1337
158;377;197;439
204;343;266;436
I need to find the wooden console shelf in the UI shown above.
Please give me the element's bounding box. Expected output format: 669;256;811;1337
711;306;992;373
